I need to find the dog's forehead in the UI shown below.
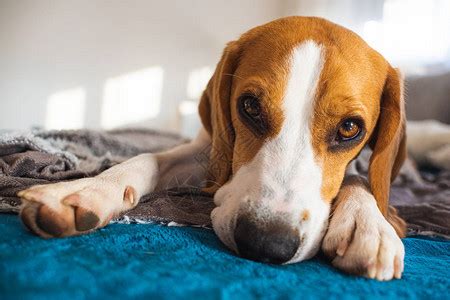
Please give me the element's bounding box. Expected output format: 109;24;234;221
236;17;387;86
234;17;388;121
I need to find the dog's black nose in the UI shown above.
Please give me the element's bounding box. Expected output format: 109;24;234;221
234;216;300;264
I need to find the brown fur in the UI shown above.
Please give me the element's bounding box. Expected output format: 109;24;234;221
198;16;406;235
199;41;241;193
369;67;407;236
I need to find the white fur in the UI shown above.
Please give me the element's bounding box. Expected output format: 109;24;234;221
322;181;405;280
212;40;330;262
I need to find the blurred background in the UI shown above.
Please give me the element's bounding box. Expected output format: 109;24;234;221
1;0;449;138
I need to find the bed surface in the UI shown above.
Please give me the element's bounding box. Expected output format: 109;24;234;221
1;214;448;300
1;129;449;299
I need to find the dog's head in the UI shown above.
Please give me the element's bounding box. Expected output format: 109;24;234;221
199;17;406;264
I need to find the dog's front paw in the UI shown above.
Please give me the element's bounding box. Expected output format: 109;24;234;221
18;179;137;238
322;190;405;281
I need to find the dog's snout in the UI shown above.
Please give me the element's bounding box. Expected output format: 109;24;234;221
234;216;300;264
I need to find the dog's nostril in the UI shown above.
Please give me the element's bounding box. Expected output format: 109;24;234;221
234;216;300;264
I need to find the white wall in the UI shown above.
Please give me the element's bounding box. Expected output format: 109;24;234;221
1;0;448;133
0;0;285;132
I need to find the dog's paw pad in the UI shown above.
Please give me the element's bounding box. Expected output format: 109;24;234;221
74;206;100;231
36;205;69;237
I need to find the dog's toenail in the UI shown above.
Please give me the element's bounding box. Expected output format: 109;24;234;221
36;205;68;237
123;186;136;205
74;207;100;231
336;241;348;257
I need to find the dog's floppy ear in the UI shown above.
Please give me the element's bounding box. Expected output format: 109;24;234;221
369;67;407;236
199;41;240;193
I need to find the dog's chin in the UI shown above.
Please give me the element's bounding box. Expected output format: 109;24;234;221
211;205;239;254
285;222;328;264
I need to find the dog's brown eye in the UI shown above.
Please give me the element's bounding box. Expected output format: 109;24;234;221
338;119;361;141
329;118;365;151
243;97;261;118
238;95;267;137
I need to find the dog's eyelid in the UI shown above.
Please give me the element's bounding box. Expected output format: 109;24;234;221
340;115;364;125
240;89;264;100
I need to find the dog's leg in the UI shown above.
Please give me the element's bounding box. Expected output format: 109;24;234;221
18;129;211;238
322;176;405;281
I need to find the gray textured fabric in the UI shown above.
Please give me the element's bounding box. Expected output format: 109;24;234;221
352;149;450;238
0;128;187;213
0;129;448;238
406;72;450;124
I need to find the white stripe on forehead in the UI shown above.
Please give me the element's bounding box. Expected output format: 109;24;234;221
283;40;323;141
264;40;324;179
236;40;324;190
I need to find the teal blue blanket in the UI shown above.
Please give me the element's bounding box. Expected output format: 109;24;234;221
1;214;449;299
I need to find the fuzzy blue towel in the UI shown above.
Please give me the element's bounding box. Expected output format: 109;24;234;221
0;214;448;299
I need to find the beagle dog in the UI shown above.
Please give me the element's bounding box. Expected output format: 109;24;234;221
18;17;407;281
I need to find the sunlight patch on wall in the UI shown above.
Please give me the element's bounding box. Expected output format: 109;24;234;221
101;67;164;129
177;100;201;139
362;0;450;67
186;66;213;100
46;87;86;129
179;66;212;138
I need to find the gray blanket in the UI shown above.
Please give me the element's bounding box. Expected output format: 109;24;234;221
0;129;449;238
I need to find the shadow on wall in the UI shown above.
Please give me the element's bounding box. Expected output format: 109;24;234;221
46;66;166;131
45;65;213;138
39;61;213;137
